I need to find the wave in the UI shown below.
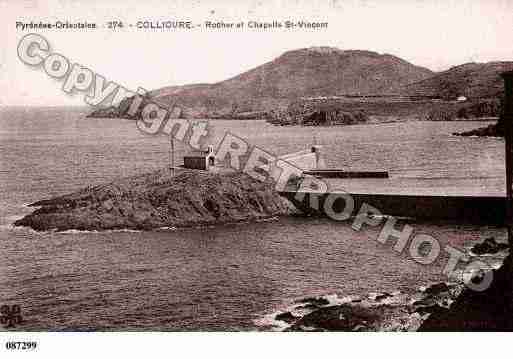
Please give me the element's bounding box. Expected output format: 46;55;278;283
56;228;142;234
0;202;39;227
0;223;144;235
253;312;292;331
0;223;40;234
468;250;508;258
167;216;281;231
254;293;361;330
4;218;280;234
22;202;38;208
157;226;177;231
255;284;469;331
256;216;279;223
3;214;26;222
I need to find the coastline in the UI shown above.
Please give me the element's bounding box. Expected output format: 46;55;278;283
262;239;511;332
261;282;464;331
453;122;503;137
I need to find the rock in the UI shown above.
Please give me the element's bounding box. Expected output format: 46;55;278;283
288;304;379;331
275;312;297;324
471;237;509;255
273;285;457;332
295;304;321;310
14;169;291;231
415;304;449;316
412;298;436;308
424;283;450;296
269;100;370;127
453;123;503;137
352;324;367;331
375;292;393;301
295;296;330;307
87;106;126;119
102;199;114;212
419;254;513;331
267;97;371;127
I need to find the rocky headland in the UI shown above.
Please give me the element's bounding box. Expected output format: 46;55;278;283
267;98;370;126
14;169;291;231
267;97;502;126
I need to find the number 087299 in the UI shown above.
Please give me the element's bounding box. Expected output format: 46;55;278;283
5;341;37;350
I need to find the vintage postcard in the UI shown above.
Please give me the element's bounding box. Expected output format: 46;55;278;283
1;0;513;357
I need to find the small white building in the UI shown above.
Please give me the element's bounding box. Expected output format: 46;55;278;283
457;95;467;102
183;146;215;171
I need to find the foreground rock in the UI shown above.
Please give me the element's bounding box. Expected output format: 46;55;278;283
14;169;290;231
268;284;463;332
420;255;513;331
269;253;513;331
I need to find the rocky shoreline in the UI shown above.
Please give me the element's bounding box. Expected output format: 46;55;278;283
264;282;463;331
87;103;271;121
453;122;503;137
265;236;512;331
14;169;292;231
266;97;502;127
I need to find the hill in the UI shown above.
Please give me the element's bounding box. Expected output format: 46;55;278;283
89;47;434;119
155;47;434;118
402;62;513;100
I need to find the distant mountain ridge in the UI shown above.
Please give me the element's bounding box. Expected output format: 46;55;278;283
89;47;513;119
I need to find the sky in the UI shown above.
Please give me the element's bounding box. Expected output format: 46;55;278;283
1;0;512;106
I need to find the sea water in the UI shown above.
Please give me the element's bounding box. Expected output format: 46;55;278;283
0;107;507;330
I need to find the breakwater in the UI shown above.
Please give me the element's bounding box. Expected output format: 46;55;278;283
280;191;508;224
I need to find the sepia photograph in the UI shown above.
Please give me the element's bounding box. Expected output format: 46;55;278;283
1;0;513;356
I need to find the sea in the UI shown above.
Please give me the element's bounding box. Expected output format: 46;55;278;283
0;106;508;330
